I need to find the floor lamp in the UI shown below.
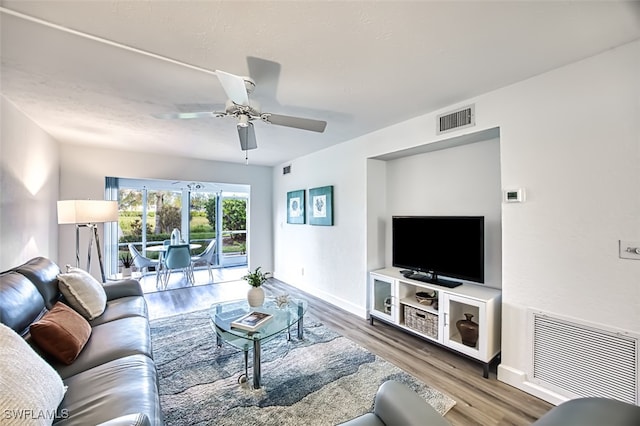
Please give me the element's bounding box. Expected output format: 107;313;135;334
57;200;118;283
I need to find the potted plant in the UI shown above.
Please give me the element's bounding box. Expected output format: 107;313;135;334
242;267;271;307
120;252;134;278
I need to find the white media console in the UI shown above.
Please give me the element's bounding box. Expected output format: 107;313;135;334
369;268;502;377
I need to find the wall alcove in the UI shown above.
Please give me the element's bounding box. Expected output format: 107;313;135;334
365;127;503;290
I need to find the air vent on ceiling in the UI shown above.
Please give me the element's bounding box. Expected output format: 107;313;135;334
283;165;292;175
437;104;475;134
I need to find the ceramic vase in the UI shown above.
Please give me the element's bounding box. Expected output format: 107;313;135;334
456;313;479;347
170;228;181;245
247;286;265;307
384;297;392;314
122;267;132;278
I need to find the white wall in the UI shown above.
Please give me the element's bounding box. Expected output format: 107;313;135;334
58;143;274;277
273;141;367;315
384;138;502;288
0;96;60;270
490;40;640;403
274;40;640;403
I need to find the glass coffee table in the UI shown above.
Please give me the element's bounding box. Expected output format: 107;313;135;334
209;297;307;389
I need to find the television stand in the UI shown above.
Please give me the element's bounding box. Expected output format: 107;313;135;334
402;272;462;289
369;268;502;378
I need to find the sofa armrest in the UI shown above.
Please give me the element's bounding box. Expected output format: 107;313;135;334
373;380;450;426
103;279;143;300
532;397;640;425
97;413;151;426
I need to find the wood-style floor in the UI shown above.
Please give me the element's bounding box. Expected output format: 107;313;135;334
144;276;553;425
134;265;247;294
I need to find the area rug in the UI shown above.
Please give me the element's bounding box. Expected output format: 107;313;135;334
150;309;456;425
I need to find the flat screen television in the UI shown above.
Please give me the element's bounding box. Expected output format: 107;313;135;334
392;216;484;288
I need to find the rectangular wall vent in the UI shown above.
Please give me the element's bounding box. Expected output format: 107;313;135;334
437;104;475;134
531;311;638;404
283;165;291;175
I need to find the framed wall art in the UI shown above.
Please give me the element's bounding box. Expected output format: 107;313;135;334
308;185;333;226
286;190;305;224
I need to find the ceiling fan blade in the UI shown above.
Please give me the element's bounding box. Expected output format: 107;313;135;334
237;122;258;151
216;70;249;106
153;111;222;119
264;113;327;133
247;56;281;100
175;103;226;112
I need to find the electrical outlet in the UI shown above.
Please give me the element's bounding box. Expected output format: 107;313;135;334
619;240;640;260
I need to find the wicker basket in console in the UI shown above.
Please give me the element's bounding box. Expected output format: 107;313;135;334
404;305;438;338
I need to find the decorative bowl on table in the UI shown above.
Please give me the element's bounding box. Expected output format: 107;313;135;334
415;291;437;306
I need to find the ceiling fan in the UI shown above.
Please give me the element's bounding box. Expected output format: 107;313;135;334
154;69;327;152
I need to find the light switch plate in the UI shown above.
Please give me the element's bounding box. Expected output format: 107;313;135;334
619;240;640;260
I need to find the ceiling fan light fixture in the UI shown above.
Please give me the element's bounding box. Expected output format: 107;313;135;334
238;122;258;151
237;114;250;128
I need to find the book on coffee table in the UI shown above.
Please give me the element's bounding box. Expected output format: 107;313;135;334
231;311;273;332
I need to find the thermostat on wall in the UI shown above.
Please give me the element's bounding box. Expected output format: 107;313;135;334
504;188;525;203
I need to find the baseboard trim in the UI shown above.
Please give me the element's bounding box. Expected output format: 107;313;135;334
498;364;567;405
283;280;367;319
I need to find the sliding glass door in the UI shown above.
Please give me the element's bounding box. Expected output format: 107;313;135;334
106;178;249;278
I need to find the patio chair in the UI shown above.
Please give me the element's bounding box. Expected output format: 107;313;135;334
128;243;159;274
191;239;217;282
161;244;193;290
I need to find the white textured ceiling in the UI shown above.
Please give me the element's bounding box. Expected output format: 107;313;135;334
2;1;639;166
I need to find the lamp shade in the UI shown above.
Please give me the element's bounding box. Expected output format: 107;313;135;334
57;200;118;224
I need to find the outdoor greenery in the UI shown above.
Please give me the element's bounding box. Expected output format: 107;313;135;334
119;215;211;236
157;205;181;234
204;198;247;242
117;188;247;256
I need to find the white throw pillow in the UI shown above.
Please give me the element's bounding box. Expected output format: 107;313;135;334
57;267;107;320
0;323;66;425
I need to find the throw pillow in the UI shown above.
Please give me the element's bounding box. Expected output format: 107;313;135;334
57;266;106;320
0;322;66;425
30;302;92;365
